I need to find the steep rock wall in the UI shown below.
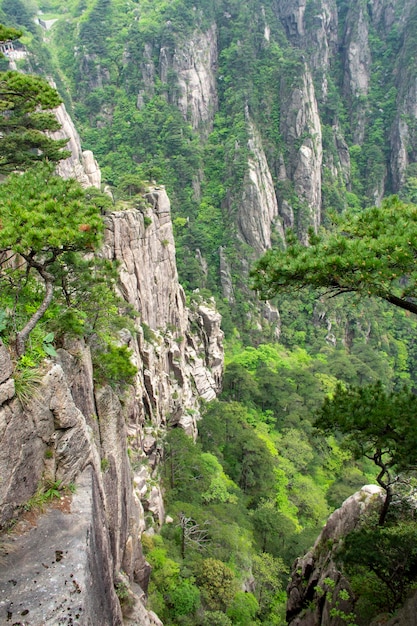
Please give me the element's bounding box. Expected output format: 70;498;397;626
287;482;417;626
167;25;218;137
287;485;384;626
138;25;218;138
0;186;223;624
52;98;101;189
101;188;223;436
280;67;323;235
238;119;285;254
341;1;371;144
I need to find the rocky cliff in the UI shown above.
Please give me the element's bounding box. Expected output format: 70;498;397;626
52;96;102;189
287;485;384;626
0;183;223;624
286;484;417;626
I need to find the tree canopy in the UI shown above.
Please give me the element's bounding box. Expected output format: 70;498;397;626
0;23;22;44
252;197;417;316
0;164;103;355
315;382;417;524
0;70;70;172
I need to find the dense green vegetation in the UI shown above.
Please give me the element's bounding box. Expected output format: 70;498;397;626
5;0;414;317
143;335;415;624
252;197;417;316
3;1;417;623
19;0;412;346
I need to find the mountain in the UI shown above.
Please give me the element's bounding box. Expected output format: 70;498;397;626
1;1;417;624
39;0;417;327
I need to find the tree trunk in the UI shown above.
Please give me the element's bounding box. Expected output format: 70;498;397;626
378;485;392;526
15;269;54;357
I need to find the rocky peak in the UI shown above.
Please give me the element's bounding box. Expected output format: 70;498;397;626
341;1;371;144
138;25;218;138
287;485;384;626
101;188;223;437
52;98;101;188
389;1;417;191
237;119;284;255
0;181;223;623
170;24;218;137
280;67;323;234
275;0;307;41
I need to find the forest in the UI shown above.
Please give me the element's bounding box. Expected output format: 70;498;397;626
1;0;417;624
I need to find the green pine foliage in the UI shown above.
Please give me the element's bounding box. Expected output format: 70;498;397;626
0;71;70;172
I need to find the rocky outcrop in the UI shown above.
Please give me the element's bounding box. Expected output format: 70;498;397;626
390;3;417;191
341;2;371;145
237;119;285;254
137;25;218;138
0;184;224;623
275;0;308;41
219;247;234;302
287;485;384;626
304;0;338;97
280;68;323;235
101;186;223;436
168;25;218;137
0;467;124;625
53;99;101;188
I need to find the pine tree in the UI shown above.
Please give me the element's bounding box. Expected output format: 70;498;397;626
0;70;70;172
0;165;103;355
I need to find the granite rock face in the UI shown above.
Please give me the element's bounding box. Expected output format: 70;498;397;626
279;67;323;235
101;187;223;436
287;485;385;626
170;24;218;137
0;468;123;626
137;25;218;138
238;119;285;254
287;482;417;626
52;99;102;189
0;185;224;624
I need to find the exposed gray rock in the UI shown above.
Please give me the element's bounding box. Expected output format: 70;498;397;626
280;68;323;234
123;581;163;626
52;97;101;188
137;25;218;138
0;378;14;405
0;360;98;529
0;467;122;625
0;341;12;384
170;25;218;137
305;0;338;92
390;9;417;193
219;247;235;302
238;119;285;254
101;188;223;437
341;1;371;144
287;485;384;626
276;0;307;40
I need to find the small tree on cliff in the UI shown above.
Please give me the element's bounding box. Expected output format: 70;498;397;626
0;69;70;172
251;197;417;523
315;382;417;525
0;164;102;356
